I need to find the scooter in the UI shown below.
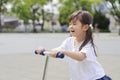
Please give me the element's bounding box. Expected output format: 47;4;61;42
34;50;64;80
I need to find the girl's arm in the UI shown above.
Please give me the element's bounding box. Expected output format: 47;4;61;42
62;50;86;61
49;49;86;61
35;48;86;61
35;47;59;57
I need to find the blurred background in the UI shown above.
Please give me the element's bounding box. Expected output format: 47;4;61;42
0;0;120;34
0;0;120;80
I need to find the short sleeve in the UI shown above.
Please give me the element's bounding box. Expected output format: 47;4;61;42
53;37;72;50
80;43;96;62
53;37;73;62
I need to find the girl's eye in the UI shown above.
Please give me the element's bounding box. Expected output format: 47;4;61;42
69;23;76;25
73;23;76;25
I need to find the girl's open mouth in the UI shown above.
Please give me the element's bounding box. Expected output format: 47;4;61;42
71;30;75;32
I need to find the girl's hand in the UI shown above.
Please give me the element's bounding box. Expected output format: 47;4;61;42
50;49;64;58
35;48;64;58
35;47;45;55
50;50;59;58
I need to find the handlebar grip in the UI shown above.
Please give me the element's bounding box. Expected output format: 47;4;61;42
34;50;64;58
34;50;38;54
34;50;45;55
56;52;64;58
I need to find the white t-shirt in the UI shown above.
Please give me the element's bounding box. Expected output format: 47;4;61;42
57;37;105;80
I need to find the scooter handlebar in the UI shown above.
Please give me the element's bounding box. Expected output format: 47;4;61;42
34;50;64;58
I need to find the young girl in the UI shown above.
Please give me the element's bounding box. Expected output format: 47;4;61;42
35;10;111;80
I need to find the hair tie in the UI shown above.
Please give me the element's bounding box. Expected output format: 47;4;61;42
89;24;93;29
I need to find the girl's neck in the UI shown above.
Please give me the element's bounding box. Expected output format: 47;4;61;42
74;34;86;46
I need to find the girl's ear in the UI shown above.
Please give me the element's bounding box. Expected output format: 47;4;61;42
83;24;89;31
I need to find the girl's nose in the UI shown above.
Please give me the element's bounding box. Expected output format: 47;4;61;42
68;25;73;31
69;25;73;29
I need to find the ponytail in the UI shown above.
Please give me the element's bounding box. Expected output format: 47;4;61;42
79;27;97;56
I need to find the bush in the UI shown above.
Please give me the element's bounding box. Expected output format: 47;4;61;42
93;11;110;32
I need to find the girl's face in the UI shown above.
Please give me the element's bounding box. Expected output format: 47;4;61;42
69;18;88;38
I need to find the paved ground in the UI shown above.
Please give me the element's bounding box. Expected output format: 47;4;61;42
0;33;120;80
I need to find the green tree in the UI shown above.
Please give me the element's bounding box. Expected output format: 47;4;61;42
58;0;102;26
0;0;7;14
108;0;120;34
108;0;120;23
93;11;110;32
0;0;13;31
11;0;47;32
